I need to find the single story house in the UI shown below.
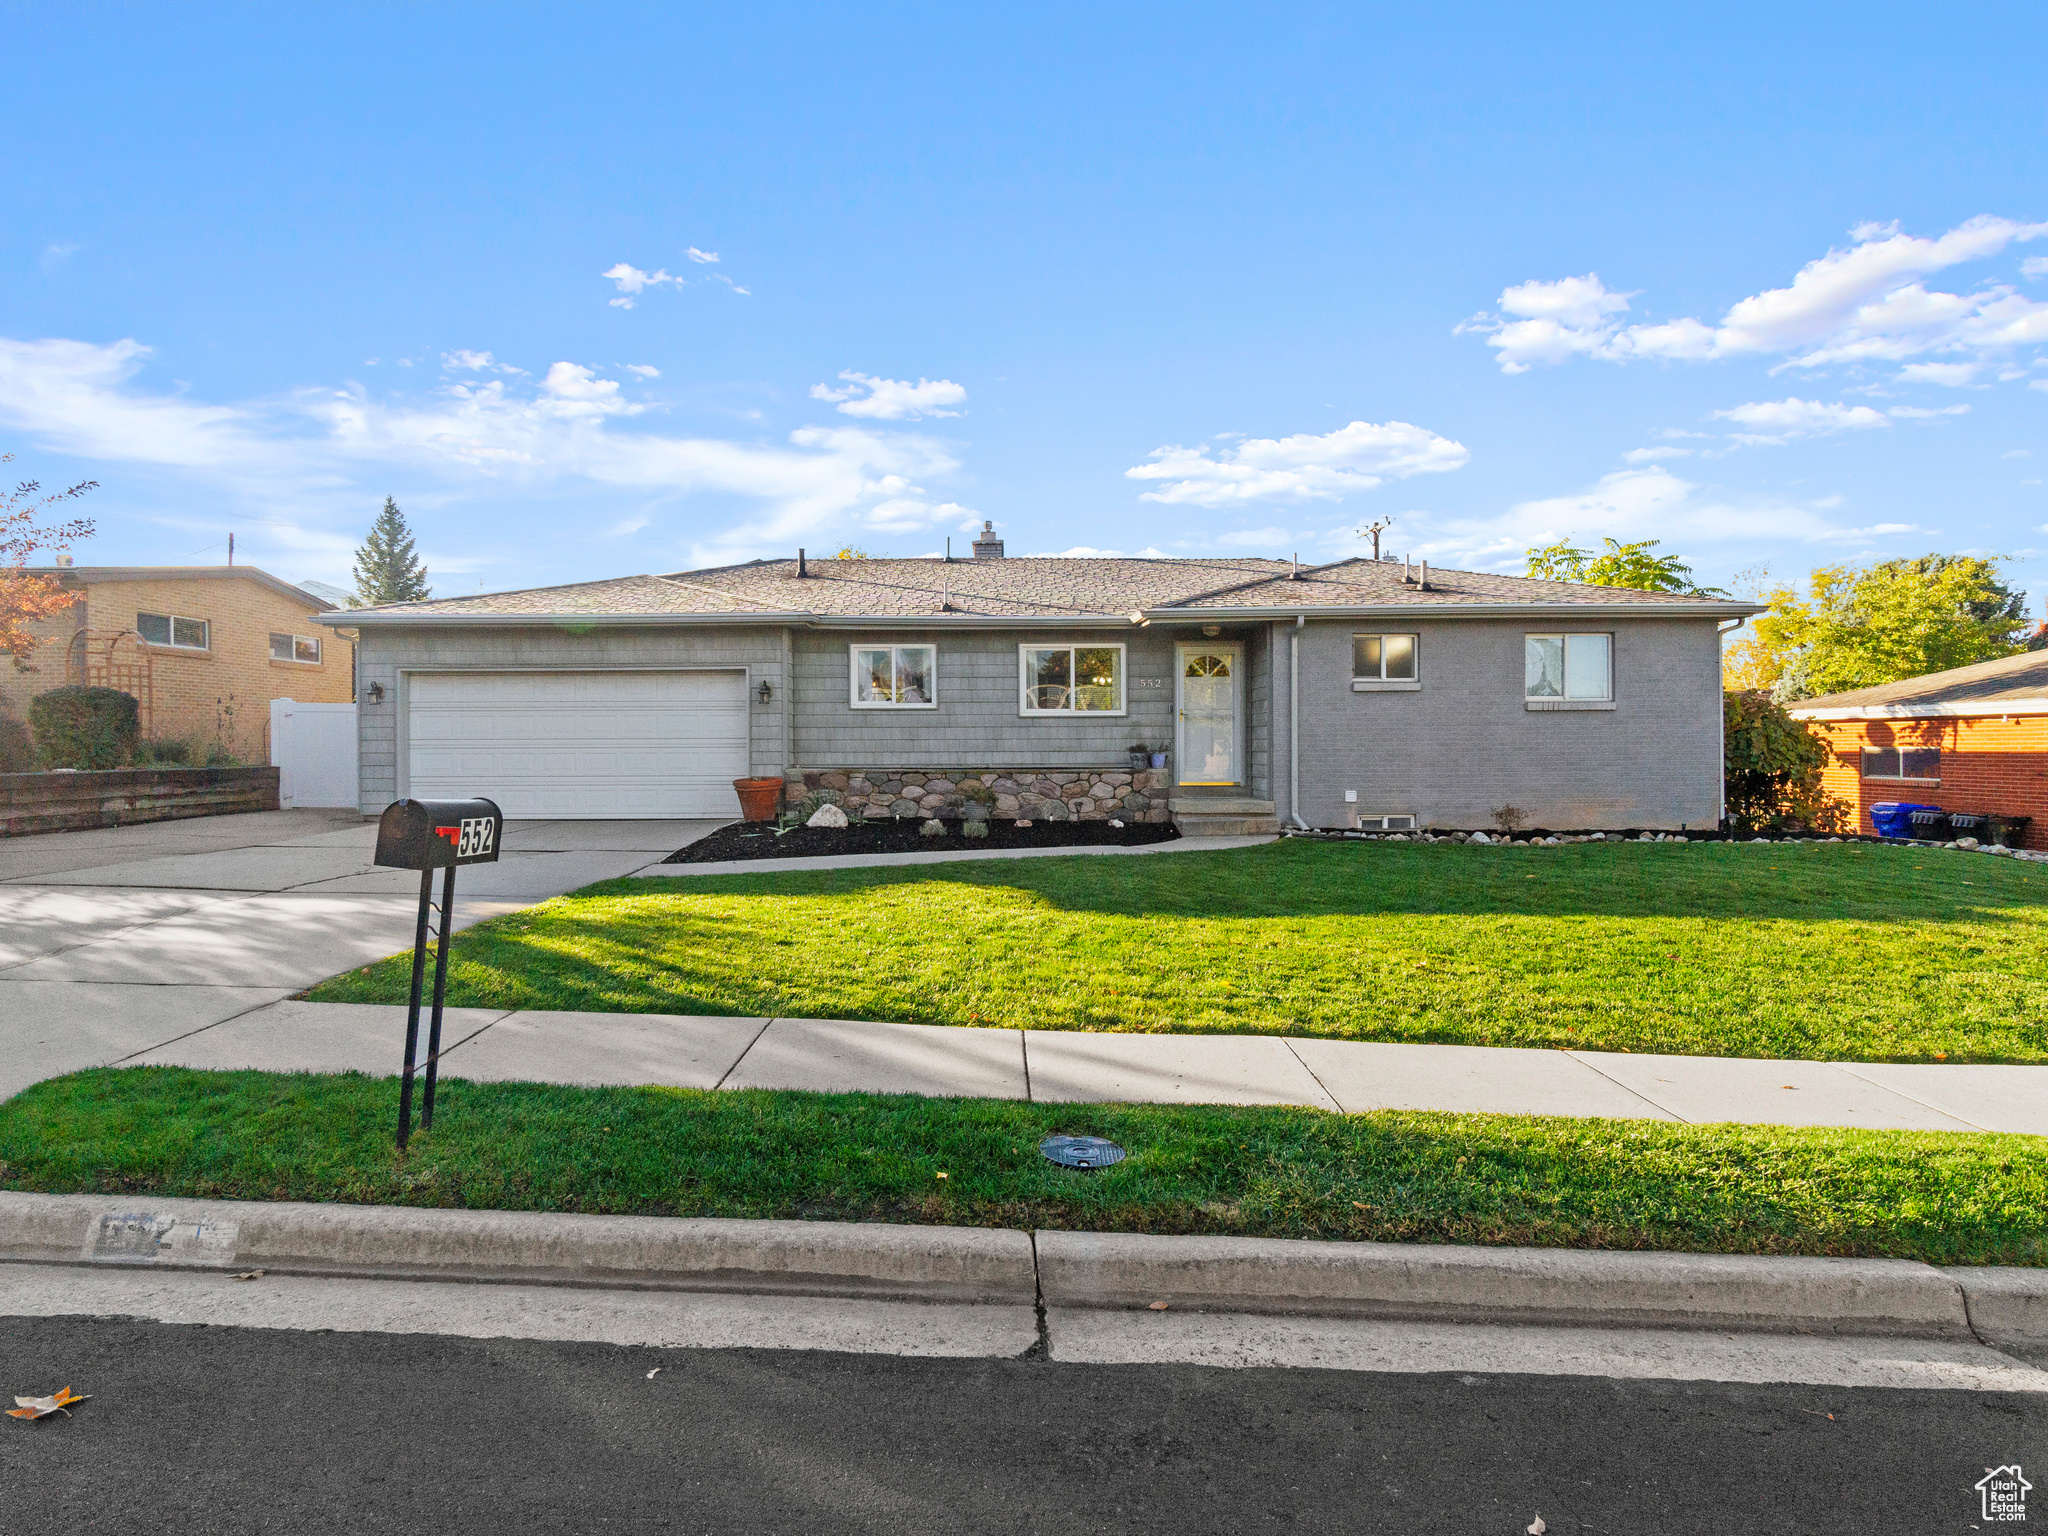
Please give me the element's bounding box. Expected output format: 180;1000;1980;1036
1790;648;2048;847
4;563;355;758
321;529;1753;833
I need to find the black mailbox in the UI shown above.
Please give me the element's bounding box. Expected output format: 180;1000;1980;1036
375;797;504;870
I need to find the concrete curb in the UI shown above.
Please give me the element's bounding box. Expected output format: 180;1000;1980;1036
0;1193;1035;1305
2;1192;2041;1346
1032;1230;1985;1339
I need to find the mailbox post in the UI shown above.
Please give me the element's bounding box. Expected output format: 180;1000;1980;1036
373;797;504;1149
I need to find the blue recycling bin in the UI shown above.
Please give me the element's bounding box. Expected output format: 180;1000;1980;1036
1869;801;1940;839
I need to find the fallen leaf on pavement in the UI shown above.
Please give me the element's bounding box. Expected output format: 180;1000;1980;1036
1148;1301;1170;1311
9;1388;90;1420
646;1368;661;1379
1528;1519;1546;1535
230;1269;265;1281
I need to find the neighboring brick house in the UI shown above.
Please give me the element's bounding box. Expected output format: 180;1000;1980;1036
326;531;1752;831
1789;649;2048;847
1;564;355;759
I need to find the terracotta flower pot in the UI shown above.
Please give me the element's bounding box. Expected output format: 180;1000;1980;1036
733;776;785;822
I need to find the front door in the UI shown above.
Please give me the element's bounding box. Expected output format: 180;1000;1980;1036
1175;643;1242;785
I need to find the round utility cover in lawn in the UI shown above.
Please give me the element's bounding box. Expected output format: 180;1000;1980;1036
1040;1134;1126;1171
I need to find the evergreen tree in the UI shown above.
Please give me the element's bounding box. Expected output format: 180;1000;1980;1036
352;497;429;605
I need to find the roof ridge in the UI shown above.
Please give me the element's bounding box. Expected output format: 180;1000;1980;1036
647;572;804;613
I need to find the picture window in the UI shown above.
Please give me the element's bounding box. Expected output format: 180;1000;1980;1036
1860;746;1940;781
1526;633;1612;701
1021;644;1125;714
1352;633;1418;681
137;612;209;651
850;644;937;708
270;633;323;664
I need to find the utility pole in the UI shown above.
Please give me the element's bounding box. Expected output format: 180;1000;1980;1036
1358;516;1394;560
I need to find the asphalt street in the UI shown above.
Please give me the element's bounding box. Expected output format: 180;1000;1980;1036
1;1314;2039;1534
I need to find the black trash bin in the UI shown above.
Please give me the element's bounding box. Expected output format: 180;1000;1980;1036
1907;809;1953;841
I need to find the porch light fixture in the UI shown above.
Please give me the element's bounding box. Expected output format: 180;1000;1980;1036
756;679;773;704
1201;624;1221;638
365;681;385;704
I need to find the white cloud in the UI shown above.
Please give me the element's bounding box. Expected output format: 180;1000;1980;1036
602;262;677;308
1405;465;1921;570
1709;397;1889;446
1021;545;1172;558
1896;361;1981;387
1887;403;1970;419
684;247;719;264
2006;449;2034;459
1127;419;1468;507
2025;256;2048;279
0;335;968;568
705;272;751;295
624;364;660;379
1622;446;1691;463
811;371;967;421
444;350;499;372
1467;217;2048;375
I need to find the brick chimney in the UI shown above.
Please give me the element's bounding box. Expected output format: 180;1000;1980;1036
971;520;1004;559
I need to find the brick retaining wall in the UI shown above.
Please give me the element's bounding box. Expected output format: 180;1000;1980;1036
785;765;1173;823
0;765;282;837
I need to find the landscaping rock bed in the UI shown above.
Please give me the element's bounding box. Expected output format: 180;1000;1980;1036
1283;826;2048;859
667;817;1183;863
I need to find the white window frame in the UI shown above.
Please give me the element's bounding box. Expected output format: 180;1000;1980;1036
271;632;323;664
1351;632;1422;692
1525;632;1614;709
1356;813;1417;830
1019;642;1127;717
138;611;210;652
848;642;939;709
1859;745;1940;782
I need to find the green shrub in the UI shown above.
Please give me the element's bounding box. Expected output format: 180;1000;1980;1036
1724;690;1846;832
29;686;140;769
0;714;32;774
133;736;196;767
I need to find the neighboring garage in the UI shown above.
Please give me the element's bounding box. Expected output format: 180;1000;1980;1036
405;670;750;818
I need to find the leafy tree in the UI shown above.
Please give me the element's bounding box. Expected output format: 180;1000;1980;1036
834;547;873;559
1;454;96;670
1726;555;2028;701
1723;691;1845;832
1525;536;1726;596
30;685;139;769
353;497;429;605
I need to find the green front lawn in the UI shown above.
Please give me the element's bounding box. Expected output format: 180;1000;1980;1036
305;839;2048;1063
4;1067;2042;1264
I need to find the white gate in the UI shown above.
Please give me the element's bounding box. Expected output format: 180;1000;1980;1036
271;699;360;809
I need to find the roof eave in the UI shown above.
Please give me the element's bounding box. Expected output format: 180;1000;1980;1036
1151;600;1765;621
319;609;812;628
1791;699;2048;720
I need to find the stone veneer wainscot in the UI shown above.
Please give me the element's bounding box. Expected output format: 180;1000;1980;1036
784;766;1173;823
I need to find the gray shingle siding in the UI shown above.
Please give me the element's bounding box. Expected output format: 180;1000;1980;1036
789;628;1172;768
351;623;791;814
1293;615;1723;830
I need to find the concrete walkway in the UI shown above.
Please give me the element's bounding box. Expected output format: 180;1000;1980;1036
108;999;2048;1134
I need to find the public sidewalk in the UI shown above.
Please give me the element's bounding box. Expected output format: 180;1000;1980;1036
109;1000;2048;1134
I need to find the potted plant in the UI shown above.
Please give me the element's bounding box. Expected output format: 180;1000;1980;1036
1127;742;1150;771
733;775;785;822
1149;748;1167;769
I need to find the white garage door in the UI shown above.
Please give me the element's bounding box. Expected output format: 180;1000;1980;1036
406;671;750;818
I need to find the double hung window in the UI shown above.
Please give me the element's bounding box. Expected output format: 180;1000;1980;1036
1525;633;1612;702
1860;746;1940;780
1021;644;1124;714
850;644;937;707
270;633;322;663
137;612;209;651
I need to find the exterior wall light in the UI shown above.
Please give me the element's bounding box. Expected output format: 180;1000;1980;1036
365;681;386;704
756;679;773;704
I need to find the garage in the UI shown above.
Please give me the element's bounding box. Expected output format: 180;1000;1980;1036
405;670;750;818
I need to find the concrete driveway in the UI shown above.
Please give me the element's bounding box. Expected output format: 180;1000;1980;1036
0;809;720;1101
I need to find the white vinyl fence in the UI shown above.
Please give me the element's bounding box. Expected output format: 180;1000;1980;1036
270;699;359;809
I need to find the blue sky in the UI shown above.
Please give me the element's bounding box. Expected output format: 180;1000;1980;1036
5;3;2046;607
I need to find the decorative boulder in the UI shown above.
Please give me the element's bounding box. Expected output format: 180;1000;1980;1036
806;803;849;829
1469;831;1491;845
919;818;947;836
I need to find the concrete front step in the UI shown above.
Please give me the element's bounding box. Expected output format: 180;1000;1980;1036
1169;795;1280;836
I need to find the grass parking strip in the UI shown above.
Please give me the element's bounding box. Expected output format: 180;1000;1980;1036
305;839;2048;1062
3;1066;2043;1266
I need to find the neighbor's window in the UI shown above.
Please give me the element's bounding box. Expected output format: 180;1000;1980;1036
137;612;209;651
1352;633;1418;680
850;644;937;708
270;633;322;664
1021;644;1124;714
1860;746;1940;780
1525;633;1612;700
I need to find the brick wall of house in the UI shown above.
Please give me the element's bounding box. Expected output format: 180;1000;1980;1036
0;570;353;760
1808;714;2048;847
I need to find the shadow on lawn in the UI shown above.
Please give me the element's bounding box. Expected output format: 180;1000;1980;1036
614;838;2048;927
